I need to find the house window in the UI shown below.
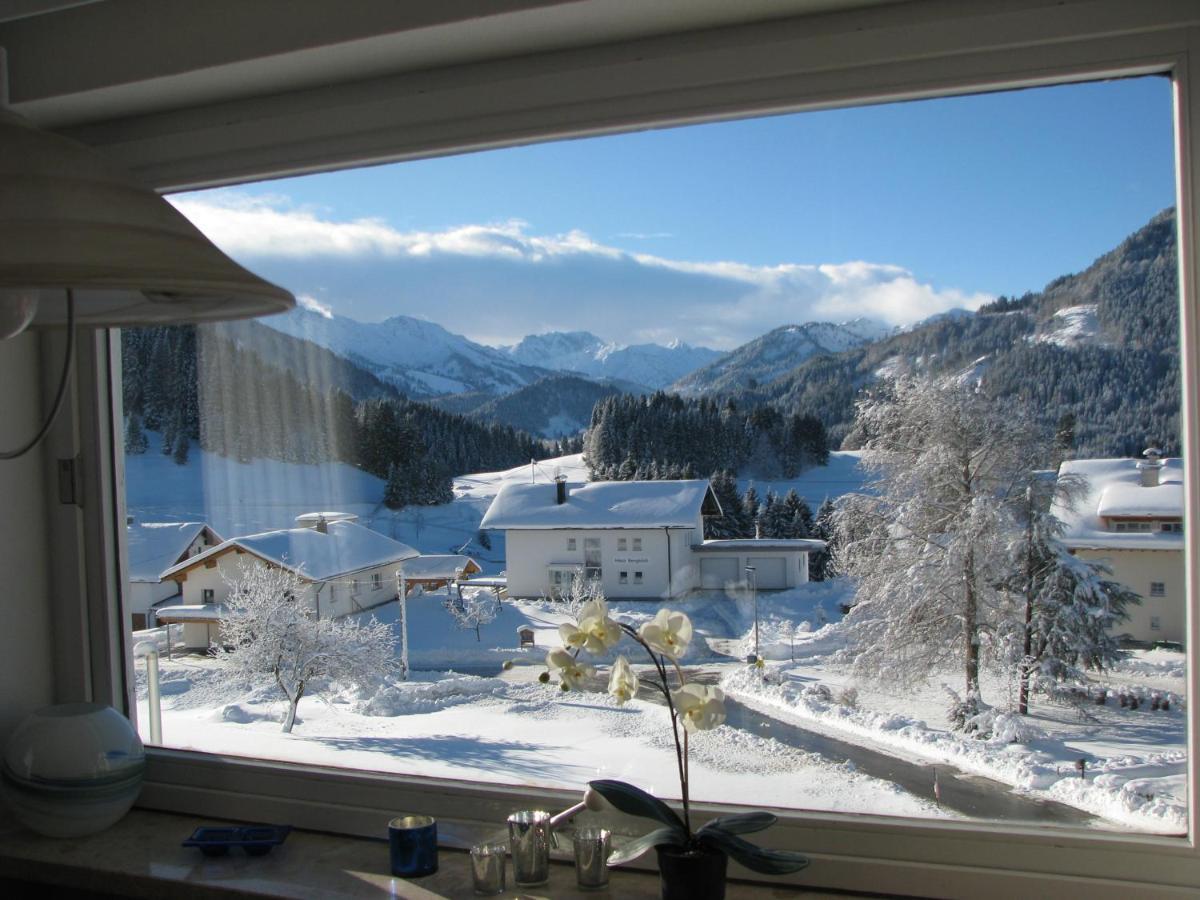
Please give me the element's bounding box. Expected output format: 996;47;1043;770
634;571;643;584
619;571;628;583
1163;522;1184;533
1151;616;1162;631
567;538;577;551
373;573;383;590
202;588;214;603
1151;582;1166;597
584;538;601;581
617;538;628;551
632;538;642;551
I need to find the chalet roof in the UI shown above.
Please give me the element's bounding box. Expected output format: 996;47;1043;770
127;522;221;582
154;603;223;623
399;555;481;580
479;480;721;530
1053;457;1185;551
160;520;418;582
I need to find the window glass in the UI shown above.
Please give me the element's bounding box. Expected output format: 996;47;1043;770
122;75;1184;837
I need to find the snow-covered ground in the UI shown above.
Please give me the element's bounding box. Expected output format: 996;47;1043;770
126;445;1188;834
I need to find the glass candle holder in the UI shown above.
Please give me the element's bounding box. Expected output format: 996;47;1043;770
388;814;438;878
573;827;611;890
470;841;507;895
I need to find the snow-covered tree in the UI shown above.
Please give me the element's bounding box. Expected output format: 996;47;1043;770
443;589;499;641
215;560;397;733
835;378;1046;708
124;413;148;454
556;568;607;620
1003;478;1139;713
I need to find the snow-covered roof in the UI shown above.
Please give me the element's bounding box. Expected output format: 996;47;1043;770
154;603;223;623
479;480;721;530
1054;457;1185;551
399;555;480;580
160;521;419;581
692;539;826;553
126;522;221;582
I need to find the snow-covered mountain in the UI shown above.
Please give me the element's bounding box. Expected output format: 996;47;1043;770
264;307;550;398
503;331;722;389
671;318;891;396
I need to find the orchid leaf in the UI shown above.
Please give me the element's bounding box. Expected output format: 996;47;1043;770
606;827;686;866
698;828;810;875
588;779;686;831
697;812;777;836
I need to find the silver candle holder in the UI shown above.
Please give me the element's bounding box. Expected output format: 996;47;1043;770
573;827;611;890
469;841;507;895
507;809;552;886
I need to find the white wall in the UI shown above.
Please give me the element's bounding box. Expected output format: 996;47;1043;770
505;528;698;599
0;333;54;744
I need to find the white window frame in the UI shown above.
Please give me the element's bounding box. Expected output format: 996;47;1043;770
56;4;1200;895
567;537;577;551
618;537;628;551
633;537;643;552
1152;582;1168;597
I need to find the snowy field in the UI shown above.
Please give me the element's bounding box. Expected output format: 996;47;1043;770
127;445;1188;835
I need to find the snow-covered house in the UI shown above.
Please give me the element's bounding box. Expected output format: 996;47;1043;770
397;554;481;595
479;478;824;599
158;513;418;649
125;521;223;630
1053;449;1185;644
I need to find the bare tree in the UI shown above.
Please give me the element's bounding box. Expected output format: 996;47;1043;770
443;588;499;641
216;559;397;733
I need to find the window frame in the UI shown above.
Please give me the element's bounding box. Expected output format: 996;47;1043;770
60;4;1200;895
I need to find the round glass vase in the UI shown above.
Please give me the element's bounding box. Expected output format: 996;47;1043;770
656;843;728;900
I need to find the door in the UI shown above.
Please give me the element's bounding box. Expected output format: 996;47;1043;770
747;556;787;589
699;557;740;590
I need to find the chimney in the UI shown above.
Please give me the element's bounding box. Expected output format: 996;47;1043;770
1138;447;1164;487
554;474;568;505
315;515;328;534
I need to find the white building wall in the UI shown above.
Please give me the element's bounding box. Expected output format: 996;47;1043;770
1072;548;1185;645
505;528;698;599
172;549;403;618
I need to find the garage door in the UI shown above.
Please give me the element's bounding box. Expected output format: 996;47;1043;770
747;557;787;589
699;557;740;590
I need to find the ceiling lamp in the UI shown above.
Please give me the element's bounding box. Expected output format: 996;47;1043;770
0;105;295;458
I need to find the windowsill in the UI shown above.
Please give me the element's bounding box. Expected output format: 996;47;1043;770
0;808;858;899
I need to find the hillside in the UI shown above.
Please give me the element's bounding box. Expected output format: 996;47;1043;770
672;319;892;396
743;209;1180;457
469;374;625;438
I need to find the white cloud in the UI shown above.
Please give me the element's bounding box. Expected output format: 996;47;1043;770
297;294;334;319
173;191;992;348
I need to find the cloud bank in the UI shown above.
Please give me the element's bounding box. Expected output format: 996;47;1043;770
173;192;993;349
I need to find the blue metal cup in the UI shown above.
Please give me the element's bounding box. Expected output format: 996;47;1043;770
389;814;438;878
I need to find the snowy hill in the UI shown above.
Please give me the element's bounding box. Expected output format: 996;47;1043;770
264;306;550;398
468;374;624;438
672;319;890;396
503;330;722;389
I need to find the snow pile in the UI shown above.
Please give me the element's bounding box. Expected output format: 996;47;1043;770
722;667;1187;833
358;673;508;716
1112;649;1187;680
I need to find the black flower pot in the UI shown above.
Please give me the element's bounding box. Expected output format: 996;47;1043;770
656;844;728;900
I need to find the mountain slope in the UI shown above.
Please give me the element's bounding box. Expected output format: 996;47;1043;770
672;318;892;396
264;307;550;398
504;331;722;389
469;374;625;438
748;208;1180;458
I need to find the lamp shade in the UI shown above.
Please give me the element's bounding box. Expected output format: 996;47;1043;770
0;107;294;328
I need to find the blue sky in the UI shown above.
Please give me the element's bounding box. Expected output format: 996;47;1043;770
176;76;1176;349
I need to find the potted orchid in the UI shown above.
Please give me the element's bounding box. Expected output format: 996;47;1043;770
542;595;808;899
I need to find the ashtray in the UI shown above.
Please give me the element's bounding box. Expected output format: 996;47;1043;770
182;824;292;857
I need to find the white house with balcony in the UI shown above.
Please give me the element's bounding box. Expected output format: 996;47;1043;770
125;520;223;631
157;513;419;649
479;478;824;599
1052;449;1185;645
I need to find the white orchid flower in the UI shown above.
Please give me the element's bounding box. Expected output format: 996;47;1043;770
673;683;726;733
607;655;639;704
546;648;593;690
560;599;622;655
638;608;693;660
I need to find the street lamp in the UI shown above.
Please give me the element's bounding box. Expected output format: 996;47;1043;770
745;565;758;660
